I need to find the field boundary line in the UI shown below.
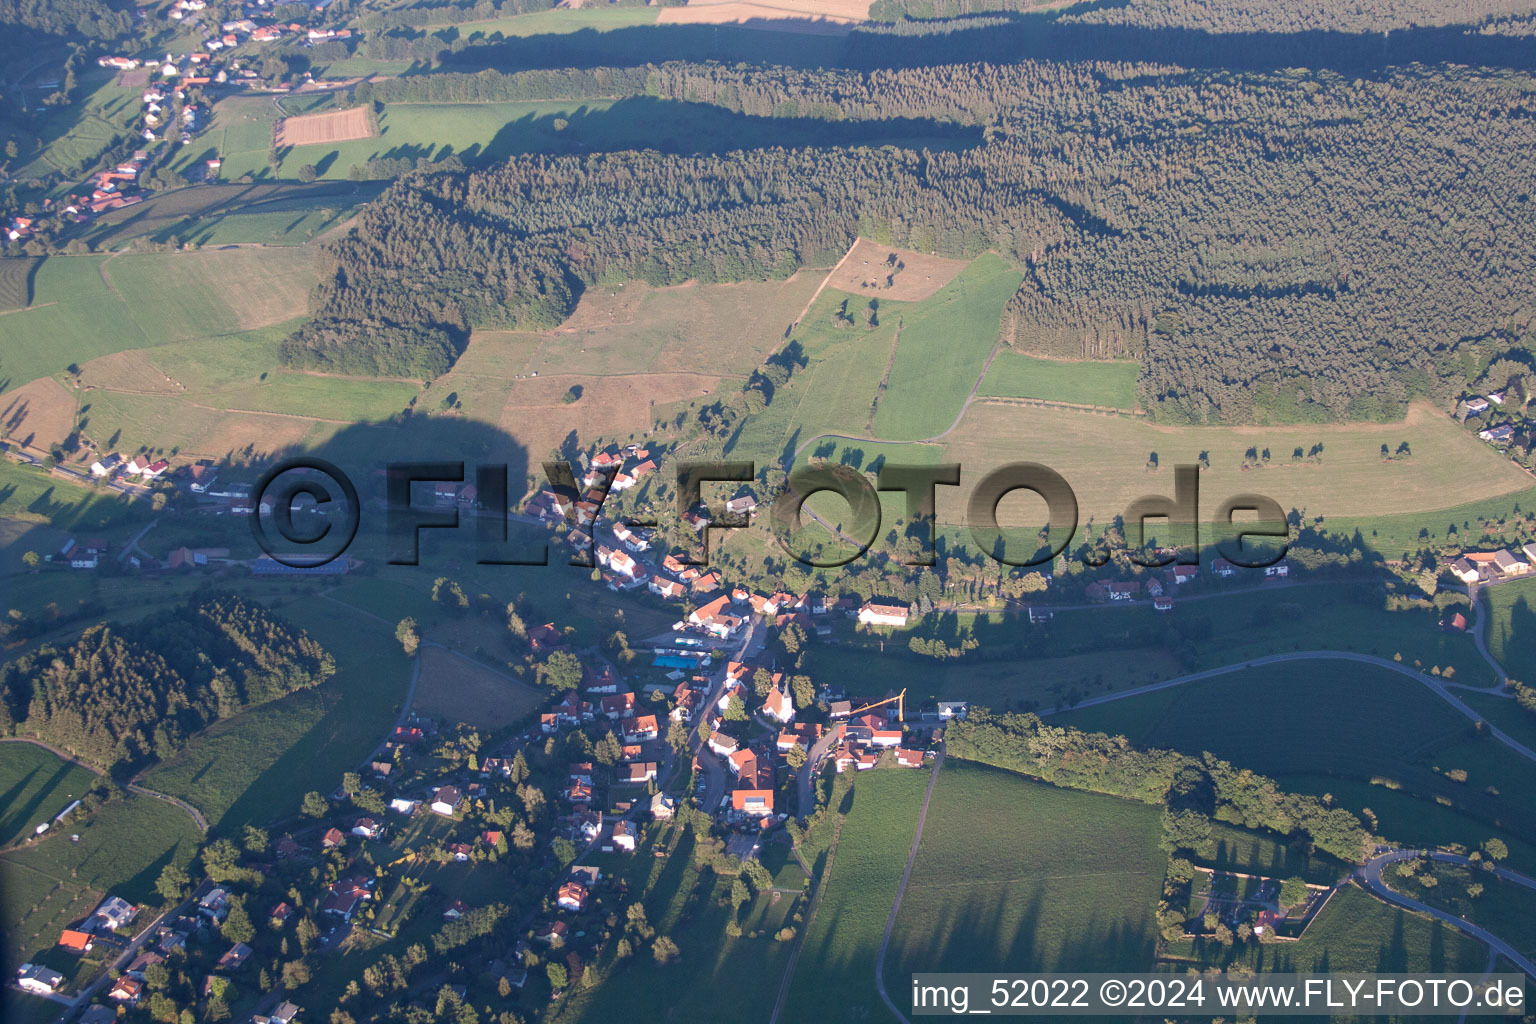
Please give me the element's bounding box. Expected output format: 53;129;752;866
769;816;845;1024
789;243;855;329
874;748;944;1024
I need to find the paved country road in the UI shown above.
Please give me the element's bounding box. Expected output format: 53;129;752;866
1358;849;1536;979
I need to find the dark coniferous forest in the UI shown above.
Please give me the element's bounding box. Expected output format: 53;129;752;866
0;595;333;771
287;59;1536;423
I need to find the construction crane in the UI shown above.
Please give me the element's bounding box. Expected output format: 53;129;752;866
847;688;905;723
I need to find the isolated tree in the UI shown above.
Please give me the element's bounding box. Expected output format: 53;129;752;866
298;164;317;183
652;935;680;964
301;791;328;817
395;617;420;656
155;863;189;902
724;695;748;722
541;650;582;691
21;550;39;568
1485;838;1509;862
1278;876;1309;908
546;962;567;990
752;668;774;698
785;743;808;770
666;720;691;753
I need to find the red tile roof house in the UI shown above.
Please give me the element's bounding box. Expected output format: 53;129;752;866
894;748;925;768
847;713;903;747
535;920;569;944
857;602;910;627
732;787;774;815
622;714;659;742
58;929;95;954
602;692;637;719
321;827;346;849
322;877;373;920
217;941;253;969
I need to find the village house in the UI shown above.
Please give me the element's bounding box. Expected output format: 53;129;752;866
350;818;380;839
18;964;65;995
322;877;373;920
90;895;138;932
90;453;122;477
846;713;903;747
109;976;145;1004
623;713;659;742
58;929;94;954
431;786;462;816
557;881;588;912
622;762;658;784
1449;557;1482;584
708;733;740;757
612;820;638;851
857;602;910;627
650;792;677;820
535;920;569;944
321;827;346;849
218;942;253;970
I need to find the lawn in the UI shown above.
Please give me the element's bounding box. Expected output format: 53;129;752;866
886;762;1166;1002
1200;819;1350;886
80;181;379;250
412;645;545;731
136;594;414;833
1483;577;1536;684
979;350;1142;411
12;70;141;185
0;744;98;848
780;767;928;1021
411;6;660;40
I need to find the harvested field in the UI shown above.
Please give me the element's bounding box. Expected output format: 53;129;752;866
0;377;78;451
657;2;862;29
413;645;545;730
661;0;869;21
823;238;970;302
275;106;375;147
495;371;719;462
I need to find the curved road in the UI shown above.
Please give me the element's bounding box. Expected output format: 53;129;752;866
1359;849;1536;979
1037;649;1536;765
0;736;208;836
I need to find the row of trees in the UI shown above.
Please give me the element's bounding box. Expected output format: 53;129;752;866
945;709;1372;862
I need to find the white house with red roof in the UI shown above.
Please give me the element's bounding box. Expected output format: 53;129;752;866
857;602;909;627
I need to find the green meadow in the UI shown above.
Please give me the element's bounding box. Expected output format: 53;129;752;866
781;768;928;1022
1483;577;1536;683
0;743;98;848
886;762;1165;996
1057;658;1536;860
979;350;1142;410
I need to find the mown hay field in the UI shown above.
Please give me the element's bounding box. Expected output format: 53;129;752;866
275;105;375;147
